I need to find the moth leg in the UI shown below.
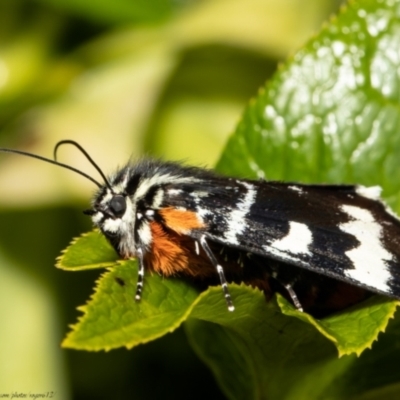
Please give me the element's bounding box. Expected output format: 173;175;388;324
135;247;146;302
283;282;303;312
194;240;200;255
199;236;235;312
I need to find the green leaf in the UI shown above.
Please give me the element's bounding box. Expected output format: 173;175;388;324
278;295;399;357
60;230;398;355
185;300;400;400
62;260;199;350
203;0;400;397
37;0;181;24
56;230;118;271
59;0;400;398
217;0;400;214
186;287;350;400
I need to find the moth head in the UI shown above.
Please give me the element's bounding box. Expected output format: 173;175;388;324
89;191;127;218
87;188;131;233
0;140;140;257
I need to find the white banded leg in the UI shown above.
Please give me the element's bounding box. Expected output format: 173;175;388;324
283;282;303;312
135;247;145;302
199;236;235;312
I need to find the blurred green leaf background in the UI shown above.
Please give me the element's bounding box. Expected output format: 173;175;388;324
0;1;343;399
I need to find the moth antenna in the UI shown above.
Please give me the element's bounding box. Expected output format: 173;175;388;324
54;140;113;191
0;147;103;188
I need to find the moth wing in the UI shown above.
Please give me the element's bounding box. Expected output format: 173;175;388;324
200;182;400;299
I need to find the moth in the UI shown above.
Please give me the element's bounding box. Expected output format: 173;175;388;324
2;140;400;316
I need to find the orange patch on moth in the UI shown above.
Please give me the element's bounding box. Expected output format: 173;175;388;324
146;221;215;278
147;221;190;276
159;207;205;234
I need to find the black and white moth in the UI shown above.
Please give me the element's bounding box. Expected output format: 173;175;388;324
2;140;400;316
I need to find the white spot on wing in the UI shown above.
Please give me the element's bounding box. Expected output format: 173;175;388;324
356;185;382;200
288;185;303;194
339;205;392;292
270;222;312;255
224;182;257;245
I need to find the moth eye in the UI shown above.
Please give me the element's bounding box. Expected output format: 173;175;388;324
110;195;126;217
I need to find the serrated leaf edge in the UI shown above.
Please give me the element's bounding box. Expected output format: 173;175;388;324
339;300;400;357
56;230;96;268
62;260;199;351
56;230;117;271
278;295;400;357
61;264;125;351
61;273;399;355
